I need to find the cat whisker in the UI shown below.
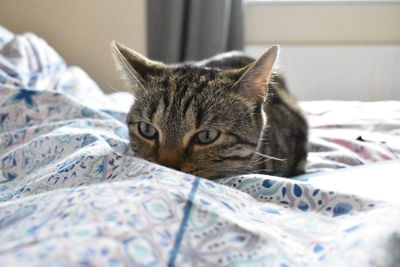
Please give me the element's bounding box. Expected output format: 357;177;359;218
107;83;123;93
237;148;283;167
240;147;279;160
247;156;273;166
253;151;286;162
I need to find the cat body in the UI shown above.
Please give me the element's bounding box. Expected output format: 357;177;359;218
112;42;308;179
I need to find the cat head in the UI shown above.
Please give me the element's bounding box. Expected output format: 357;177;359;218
112;41;278;179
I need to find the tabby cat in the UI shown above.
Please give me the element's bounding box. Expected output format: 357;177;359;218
112;41;308;179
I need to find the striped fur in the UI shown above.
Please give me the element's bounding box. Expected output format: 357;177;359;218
112;41;308;179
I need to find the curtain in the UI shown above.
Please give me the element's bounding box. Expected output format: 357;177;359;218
146;0;244;63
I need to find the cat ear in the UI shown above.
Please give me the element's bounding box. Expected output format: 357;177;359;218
234;45;279;103
111;41;167;92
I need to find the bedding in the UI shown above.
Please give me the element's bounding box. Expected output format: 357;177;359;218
1;26;400;266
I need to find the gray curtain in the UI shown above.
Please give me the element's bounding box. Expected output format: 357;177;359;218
147;0;244;63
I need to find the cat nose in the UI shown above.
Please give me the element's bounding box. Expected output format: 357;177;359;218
158;149;182;171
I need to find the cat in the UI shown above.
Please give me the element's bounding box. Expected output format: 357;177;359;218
112;41;308;179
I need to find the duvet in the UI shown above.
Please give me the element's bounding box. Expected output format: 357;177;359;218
1;26;400;266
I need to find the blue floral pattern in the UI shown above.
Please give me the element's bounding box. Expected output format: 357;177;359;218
0;26;400;266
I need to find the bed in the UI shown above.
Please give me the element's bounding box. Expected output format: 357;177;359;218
1;26;400;266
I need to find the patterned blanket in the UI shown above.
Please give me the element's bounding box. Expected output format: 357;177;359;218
1;26;400;266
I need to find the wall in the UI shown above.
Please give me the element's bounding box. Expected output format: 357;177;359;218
246;45;400;101
245;1;400;45
0;0;146;93
245;1;400;101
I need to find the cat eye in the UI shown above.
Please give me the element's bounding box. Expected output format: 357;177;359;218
194;129;220;145
138;122;158;139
